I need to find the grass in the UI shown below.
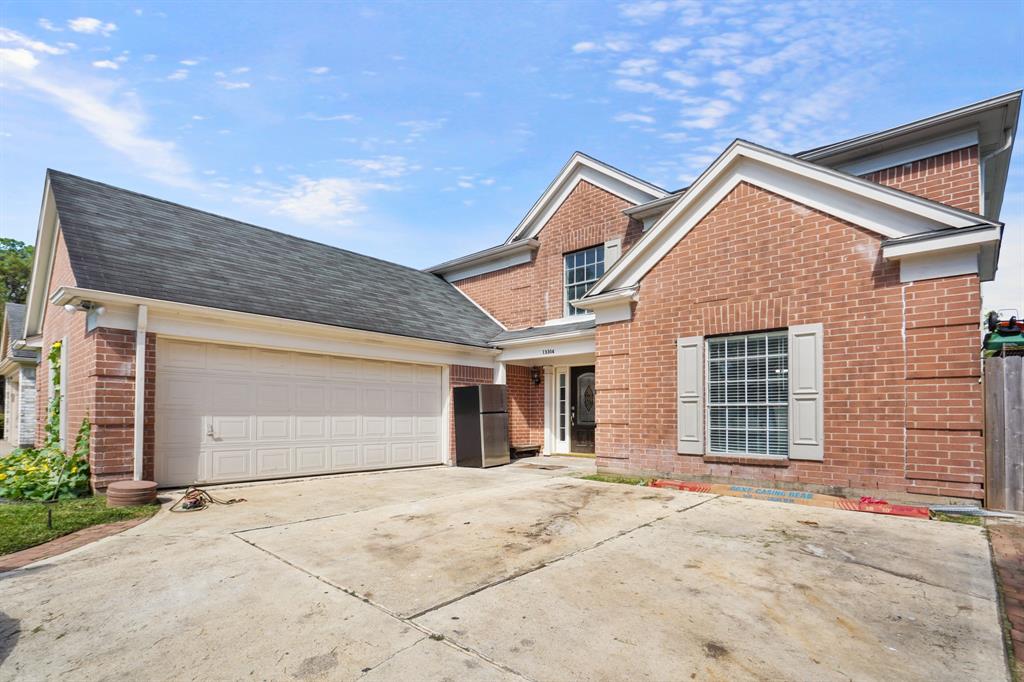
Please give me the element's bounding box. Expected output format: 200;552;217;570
0;495;158;555
930;511;984;526
580;473;652;486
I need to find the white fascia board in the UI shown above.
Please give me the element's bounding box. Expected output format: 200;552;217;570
496;333;596;364
23;178;58;339
623;191;683;218
426;239;539;281
588;141;997;296
504;153;667;244
834;129;979;176
881;225;1001;259
51;287;499;368
574;286;637;324
493;328;595;348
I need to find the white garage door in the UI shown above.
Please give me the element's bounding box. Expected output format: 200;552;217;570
155;339;445;486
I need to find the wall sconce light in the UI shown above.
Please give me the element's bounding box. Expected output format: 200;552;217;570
530;367;541;385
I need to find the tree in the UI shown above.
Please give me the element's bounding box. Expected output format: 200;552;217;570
0;238;34;305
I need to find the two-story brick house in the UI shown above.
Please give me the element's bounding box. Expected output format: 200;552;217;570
14;91;1019;502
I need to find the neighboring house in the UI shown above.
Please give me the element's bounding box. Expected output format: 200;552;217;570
0;302;39;449
16;91;1020;502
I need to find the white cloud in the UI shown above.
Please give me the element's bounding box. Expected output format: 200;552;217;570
217;81;251;90
301;112;359;122
619;1;670;22
571;38;632;53
712;70;743;88
679;99;733;129
615;58;659;77
167;69;188;81
343;155;421;178
0;51;193;187
67;17;117;36
650;36;691;53
232;66;250;74
614;112;656;124
308;66;329;75
572;41;599;53
179;59;199;66
142;53;156;62
0;48;39;70
37;18;61;32
192;114;205;120
399;118;446;140
0;27;68;55
239;176;393;227
91;59;118;70
663;71;699;88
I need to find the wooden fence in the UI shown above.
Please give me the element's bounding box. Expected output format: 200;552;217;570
985;355;1023;511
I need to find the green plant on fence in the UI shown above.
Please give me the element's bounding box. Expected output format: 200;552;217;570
44;340;62;447
0;418;91;501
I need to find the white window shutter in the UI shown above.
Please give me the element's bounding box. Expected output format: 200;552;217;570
604;238;622;267
677;336;704;454
788;323;824;461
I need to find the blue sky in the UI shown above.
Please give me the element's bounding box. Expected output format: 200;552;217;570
1;1;1021;309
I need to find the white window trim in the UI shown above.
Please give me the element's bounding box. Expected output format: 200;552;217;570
705;331;790;459
564;244;606;317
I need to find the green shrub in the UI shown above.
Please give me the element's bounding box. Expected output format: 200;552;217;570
0;418;91;501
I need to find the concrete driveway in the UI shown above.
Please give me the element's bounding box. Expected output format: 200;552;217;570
0;458;1007;681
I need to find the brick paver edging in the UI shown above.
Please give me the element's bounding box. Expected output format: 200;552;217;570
0;516;151;573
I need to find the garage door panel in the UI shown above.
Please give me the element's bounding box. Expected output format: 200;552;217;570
331;416;359;438
256;383;292;411
210;448;252;479
364;443;388;467
256;447;291;476
209;344;251;371
295;385;327;412
296;416;327;439
417;441;441;463
156;339;444;486
330;386;358;413
331;445;360;469
213;381;253;412
391;442;415;464
212;416;251;442
161;340;207;370
296;446;327;472
256;416;291;441
157;413;204;445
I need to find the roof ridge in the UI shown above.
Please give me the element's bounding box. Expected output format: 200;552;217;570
45;169;443;283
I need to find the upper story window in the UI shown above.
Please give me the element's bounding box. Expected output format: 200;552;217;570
564;244;605;316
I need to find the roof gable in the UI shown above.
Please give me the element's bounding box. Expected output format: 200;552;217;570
503;152;667;244
587;140;999;296
40;171;501;347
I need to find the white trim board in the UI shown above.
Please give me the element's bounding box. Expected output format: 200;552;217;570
586;140;998;297
504;152;667;244
834;129;979;177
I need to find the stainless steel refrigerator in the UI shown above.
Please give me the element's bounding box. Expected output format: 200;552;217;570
453;384;510;468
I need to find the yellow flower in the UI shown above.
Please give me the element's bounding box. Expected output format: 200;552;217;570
70;467;77;474
0;473;7;480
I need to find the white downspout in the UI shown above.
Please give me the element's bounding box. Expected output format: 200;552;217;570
979;127;1014;217
133;304;148;480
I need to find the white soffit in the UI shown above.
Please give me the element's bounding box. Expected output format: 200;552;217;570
587;140;998;296
504;152;667;244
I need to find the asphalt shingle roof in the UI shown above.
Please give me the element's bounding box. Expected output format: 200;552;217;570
3;302;36;360
47;170;502;347
490;319;595;343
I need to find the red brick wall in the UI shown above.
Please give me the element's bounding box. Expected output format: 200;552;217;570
506;364;544;448
862;146;980;213
37;229;156;490
455;181;644;329
596;182;984;501
448;364;494;460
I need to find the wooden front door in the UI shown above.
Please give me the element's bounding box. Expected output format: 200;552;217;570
570;365;596;453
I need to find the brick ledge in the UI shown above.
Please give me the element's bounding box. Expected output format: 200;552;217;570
702;454;790;467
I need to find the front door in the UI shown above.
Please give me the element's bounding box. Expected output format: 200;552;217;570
570;366;596;453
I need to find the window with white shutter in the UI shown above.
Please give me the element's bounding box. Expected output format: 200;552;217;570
787;323;824;460
677;336;704;454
